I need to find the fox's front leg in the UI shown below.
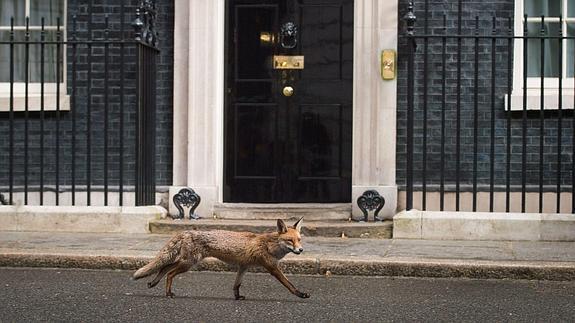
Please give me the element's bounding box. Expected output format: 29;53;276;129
265;264;310;299
233;266;247;300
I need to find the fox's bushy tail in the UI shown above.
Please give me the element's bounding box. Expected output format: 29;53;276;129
132;257;167;280
132;234;183;280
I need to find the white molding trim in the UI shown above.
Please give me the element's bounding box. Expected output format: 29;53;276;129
172;0;190;185
352;0;398;218
171;0;399;217
0;0;69;112
170;0;225;216
511;0;575;110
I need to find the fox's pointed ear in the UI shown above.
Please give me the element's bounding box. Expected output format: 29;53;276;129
293;217;303;233
277;219;288;234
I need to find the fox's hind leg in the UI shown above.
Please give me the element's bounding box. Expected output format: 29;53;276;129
233;266;247;300
147;262;179;288
165;262;191;298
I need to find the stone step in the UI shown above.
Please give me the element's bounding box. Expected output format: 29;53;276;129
212;203;352;221
149;219;393;239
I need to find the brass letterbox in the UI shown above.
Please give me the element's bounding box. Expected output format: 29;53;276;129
273;55;305;70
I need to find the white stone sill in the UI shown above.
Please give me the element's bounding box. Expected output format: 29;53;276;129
0;94;71;112
506;89;575;111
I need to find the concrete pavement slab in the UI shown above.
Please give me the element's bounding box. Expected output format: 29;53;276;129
386;239;515;261
508;241;575;262
1;231;575;280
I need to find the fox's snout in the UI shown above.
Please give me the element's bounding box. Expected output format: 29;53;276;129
292;247;304;254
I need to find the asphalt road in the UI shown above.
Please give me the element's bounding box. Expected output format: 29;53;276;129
1;268;574;322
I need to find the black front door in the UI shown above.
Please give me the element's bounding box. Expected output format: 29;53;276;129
224;0;353;203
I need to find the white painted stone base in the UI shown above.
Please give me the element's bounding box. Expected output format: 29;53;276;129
6;190;167;208
0;205;167;233
394;210;575;241
398;191;574;214
352;186;397;220
168;186;218;219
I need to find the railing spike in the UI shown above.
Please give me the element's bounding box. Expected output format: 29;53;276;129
404;2;416;36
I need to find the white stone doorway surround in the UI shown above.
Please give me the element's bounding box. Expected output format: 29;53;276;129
170;0;398;219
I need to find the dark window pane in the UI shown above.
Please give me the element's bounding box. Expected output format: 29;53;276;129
0;31;25;82
29;31;63;82
30;0;64;26
0;0;25;26
0;31;63;82
525;0;562;17
568;23;574;77
527;22;560;77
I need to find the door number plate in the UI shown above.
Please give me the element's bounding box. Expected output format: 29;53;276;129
273;55;305;70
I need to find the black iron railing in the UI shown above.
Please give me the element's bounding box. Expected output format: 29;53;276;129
0;1;158;206
134;2;159;207
401;1;575;213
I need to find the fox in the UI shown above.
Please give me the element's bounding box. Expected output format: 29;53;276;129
132;217;310;300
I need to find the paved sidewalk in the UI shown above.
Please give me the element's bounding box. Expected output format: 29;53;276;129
1;231;575;280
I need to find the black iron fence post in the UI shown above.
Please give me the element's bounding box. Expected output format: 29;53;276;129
133;0;159;206
557;16;563;213
404;2;416;211
9;17;14;205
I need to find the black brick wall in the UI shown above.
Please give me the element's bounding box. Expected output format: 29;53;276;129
397;0;574;191
0;0;174;192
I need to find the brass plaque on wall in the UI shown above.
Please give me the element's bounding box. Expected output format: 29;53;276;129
273;55;305;69
381;50;396;80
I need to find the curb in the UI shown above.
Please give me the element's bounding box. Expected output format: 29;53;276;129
1;253;575;281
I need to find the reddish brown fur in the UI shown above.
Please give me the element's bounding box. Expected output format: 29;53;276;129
133;218;309;299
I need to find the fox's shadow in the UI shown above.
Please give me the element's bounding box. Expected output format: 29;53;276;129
127;293;308;303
